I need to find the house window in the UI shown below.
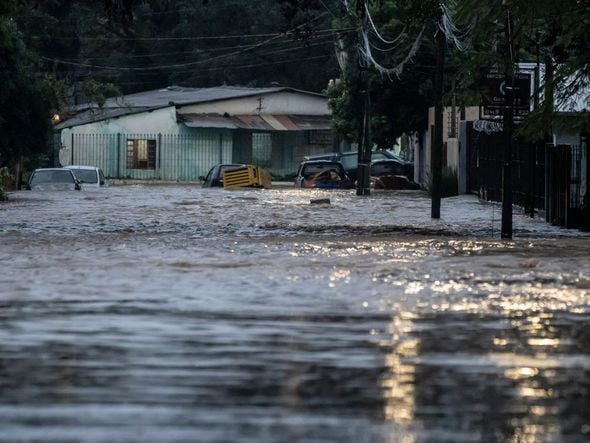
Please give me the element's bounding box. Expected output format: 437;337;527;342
127;139;156;169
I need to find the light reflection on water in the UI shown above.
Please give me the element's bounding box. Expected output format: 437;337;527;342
0;186;589;442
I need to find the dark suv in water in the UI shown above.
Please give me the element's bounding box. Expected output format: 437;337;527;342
337;150;414;182
304;150;414;183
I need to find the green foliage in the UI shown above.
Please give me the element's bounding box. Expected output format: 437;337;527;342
0;12;62;170
14;0;340;96
82;80;120;108
324;0;437;147
454;0;590;137
425;167;458;198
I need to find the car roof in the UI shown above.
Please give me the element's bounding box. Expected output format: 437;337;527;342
64;165;99;170
301;160;344;165
33;168;74;172
371;158;403;164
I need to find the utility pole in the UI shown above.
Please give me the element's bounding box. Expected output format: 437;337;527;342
431;28;445;218
501;9;515;239
356;0;371;196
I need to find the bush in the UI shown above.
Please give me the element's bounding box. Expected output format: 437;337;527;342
0;167;11;201
425;167;458;198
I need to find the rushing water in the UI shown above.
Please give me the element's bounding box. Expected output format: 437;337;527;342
1;185;589;443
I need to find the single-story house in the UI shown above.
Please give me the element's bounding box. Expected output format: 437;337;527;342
56;85;340;181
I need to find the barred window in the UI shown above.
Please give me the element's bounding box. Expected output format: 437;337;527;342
127;139;156;169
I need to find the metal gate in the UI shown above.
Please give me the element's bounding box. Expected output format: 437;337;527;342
547;144;584;228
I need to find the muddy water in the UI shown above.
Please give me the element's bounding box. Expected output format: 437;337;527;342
0;186;589;443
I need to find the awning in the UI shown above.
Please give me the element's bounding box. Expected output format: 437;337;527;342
179;113;332;131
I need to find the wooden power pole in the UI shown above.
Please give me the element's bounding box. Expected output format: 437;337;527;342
356;0;371;196
501;10;515;239
431;28;445;218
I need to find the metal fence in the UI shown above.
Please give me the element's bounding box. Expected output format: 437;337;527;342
467;123;590;230
466;122;545;214
68;133;232;181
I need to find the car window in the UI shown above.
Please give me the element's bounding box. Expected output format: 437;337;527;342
371;162;404;176
339;154;357;169
204;166;216;182
302;163;344;178
31;170;75;185
70;168;97;184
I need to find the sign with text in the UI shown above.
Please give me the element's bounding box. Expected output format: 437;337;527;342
481;71;532;119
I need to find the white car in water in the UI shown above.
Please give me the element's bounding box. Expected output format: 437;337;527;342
65;165;107;188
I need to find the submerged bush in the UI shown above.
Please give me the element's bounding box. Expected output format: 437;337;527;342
425;167;458;198
0;167;11;201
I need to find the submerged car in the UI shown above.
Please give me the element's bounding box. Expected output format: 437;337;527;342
339;150;414;182
27;168;81;191
65;165;106;188
199;163;246;187
294;160;354;189
370;159;421;190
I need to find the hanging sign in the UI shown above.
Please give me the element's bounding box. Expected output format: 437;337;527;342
481;71;532;120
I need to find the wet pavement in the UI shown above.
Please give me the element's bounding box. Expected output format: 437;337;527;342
0;185;589;443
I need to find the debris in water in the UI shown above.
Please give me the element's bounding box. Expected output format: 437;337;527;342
310;198;331;205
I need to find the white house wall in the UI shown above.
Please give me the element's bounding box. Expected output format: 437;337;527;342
177;92;329;116
59;106;178;165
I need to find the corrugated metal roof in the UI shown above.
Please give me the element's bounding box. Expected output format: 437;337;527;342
180;113;332;131
72;86;323;111
58;86;327;129
55;107;156;130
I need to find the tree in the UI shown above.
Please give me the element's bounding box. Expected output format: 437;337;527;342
454;0;590;138
325;0;440;147
16;0;342;99
0;2;62;174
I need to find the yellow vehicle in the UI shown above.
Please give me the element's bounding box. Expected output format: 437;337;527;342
222;165;272;189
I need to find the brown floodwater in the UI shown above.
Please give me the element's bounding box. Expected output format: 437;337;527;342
0;185;589;442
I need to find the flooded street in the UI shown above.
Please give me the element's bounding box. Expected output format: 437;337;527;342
1;185;589;443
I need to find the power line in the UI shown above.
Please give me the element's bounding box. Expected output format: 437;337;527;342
43;32;339;63
53;53;335;87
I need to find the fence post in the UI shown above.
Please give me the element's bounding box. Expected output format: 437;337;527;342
71;133;74;165
117;133;121;179
583;133;589;231
158;133;162;176
545;144;551;223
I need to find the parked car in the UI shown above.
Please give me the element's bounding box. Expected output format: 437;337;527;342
27;168;81;191
338;150;414;182
370;159;421;190
294;160;354;189
65;165;106;188
199;163;246;187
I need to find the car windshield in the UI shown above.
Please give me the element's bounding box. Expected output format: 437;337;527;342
30;170;75;185
302;163;343;179
69;169;97;184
